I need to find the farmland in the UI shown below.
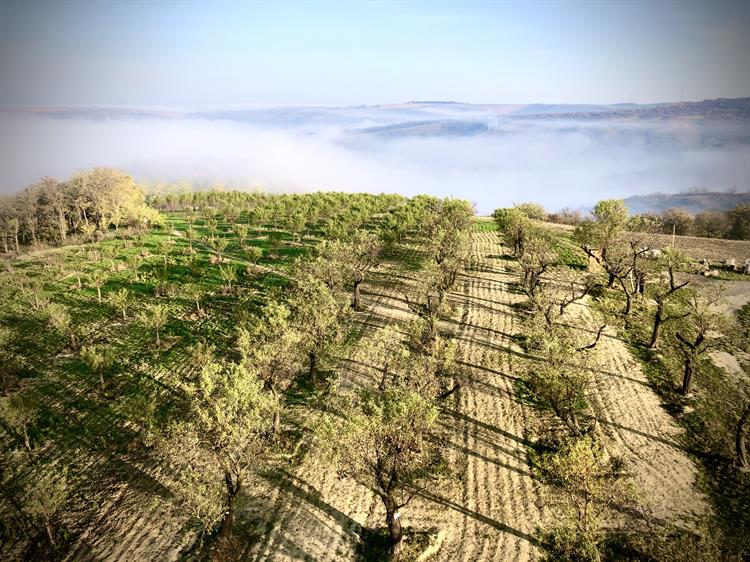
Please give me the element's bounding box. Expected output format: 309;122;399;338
0;182;749;562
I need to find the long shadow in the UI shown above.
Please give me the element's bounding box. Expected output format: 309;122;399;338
261;470;363;535
582;414;687;452
417;490;541;546
459;359;524;384
443;408;532;448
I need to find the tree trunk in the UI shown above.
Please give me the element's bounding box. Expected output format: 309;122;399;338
681;357;694;395
736;404;750;471
563;412;583;438
648;302;664;349
309;352;318;383
45;519;56;546
384;496;403;562
97;287;102;303
218;475;240;541
607;272;615;289
155;329;161;347
99;370;105;390
352;279;363;311
23;425;30;450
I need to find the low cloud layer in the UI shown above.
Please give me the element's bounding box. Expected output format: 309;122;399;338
1;111;748;214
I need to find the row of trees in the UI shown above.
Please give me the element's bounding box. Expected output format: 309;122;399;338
496;198;749;559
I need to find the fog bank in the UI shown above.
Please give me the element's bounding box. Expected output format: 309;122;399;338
1;112;748;214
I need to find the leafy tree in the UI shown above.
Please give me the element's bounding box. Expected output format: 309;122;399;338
289;275;347;383
80;344;115;390
212;237;229;261
184;283;205;317
519;230;557;298
47;304;77;351
535;436;630;562
159;361;277;541
522;324;603;438
138;303;169;347
0;388;38;450
219;264;237;292
728;203;750;240
514;202;547;221
646;248;690;349
319;388;446;561
233;223;250;248
671;291;728;395
347;230;382;311
22;462;69;547
88;269;107;303
660;207;694;236
493;207;531;256
405;263;451;345
237;301;303;435
106;288;131;320
574;199;629;287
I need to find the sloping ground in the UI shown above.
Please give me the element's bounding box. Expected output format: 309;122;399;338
568;302;710;524
31;231;709;561
244;231;708;561
244;232;550;562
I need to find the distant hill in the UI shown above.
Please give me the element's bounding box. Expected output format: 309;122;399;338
624;190;750;214
511;97;750;122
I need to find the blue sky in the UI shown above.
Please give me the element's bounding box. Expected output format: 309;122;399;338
1;0;749;108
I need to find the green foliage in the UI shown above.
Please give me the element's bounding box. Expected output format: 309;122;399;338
534;436;631;562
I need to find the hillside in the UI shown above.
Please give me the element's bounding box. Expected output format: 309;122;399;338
624;190;750;214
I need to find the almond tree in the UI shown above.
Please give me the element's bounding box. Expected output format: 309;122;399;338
219;264;237;292
237;301;303;435
348;230;382;311
290;275;347;383
22;462;69;547
0;388;38;450
521;323;604;438
536;436;630;560
138;303;169;347
106;288;131;320
574;199;629;288
319;388;446;561
518;230;557;298
80;344;115;390
646;248;690;349
159;361;276;543
672;291;728;395
88;269;107;303
47;304;78;351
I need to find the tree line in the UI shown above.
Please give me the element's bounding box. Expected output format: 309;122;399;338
544;202;750;240
0;168;162;252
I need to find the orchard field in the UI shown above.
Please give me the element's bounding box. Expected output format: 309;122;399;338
1;172;749;561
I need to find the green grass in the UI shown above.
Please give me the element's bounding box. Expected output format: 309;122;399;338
473;218;497;232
